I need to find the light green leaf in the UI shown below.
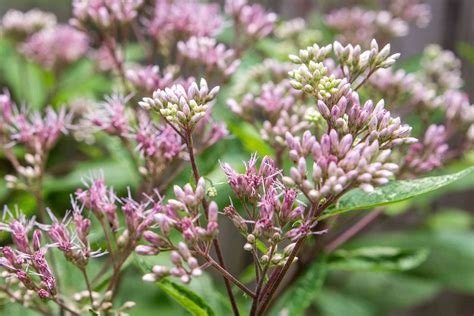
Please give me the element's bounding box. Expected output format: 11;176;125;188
157;279;217;316
270;257;327;316
319;167;474;220
327;247;428;272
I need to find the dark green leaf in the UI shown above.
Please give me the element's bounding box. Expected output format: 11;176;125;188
270;257;327;316
157;279;217;316
327;247;428;272
320;167;474;220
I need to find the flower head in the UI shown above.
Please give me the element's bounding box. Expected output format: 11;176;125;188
135;118;183;161
7;106;72;154
76;176;119;230
84;94;132;137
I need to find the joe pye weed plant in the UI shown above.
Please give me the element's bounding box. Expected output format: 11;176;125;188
0;0;473;315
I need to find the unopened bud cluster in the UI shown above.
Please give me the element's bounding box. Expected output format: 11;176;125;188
143;242;202;284
289;40;399;99
137;178;219;284
139;79;219;130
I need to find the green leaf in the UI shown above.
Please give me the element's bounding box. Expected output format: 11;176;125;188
395;54;422;72
52;59;111;106
456;42;474;65
43;159;139;194
0;39;49;109
332;271;441;312
255;239;268;254
320;167;474;220
315;289;378;316
349;230;474;294
426;208;472;231
327;247;428;272
270;257;327;316
157;279;217;316
133;253;226;314
228;121;274;156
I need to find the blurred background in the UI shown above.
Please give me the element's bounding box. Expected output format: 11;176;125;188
0;1;473;315
1;0;474;99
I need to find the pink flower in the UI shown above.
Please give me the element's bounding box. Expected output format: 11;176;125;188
71;0;144;28
76;176;119;230
145;0;223;43
7;106;72;153
126;65;175;93
404;125;449;173
85;94;131;137
135;118;183;161
226;0;277;40
225;0;277;39
21;25;89;70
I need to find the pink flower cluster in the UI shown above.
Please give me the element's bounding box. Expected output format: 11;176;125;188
325;0;431;46
21;25;89;70
145;0;223;45
225;0;277;40
139;178;218;283
6;104;72;154
126;65;175;94
0;9;57;41
178;37;240;78
71;0;144;29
